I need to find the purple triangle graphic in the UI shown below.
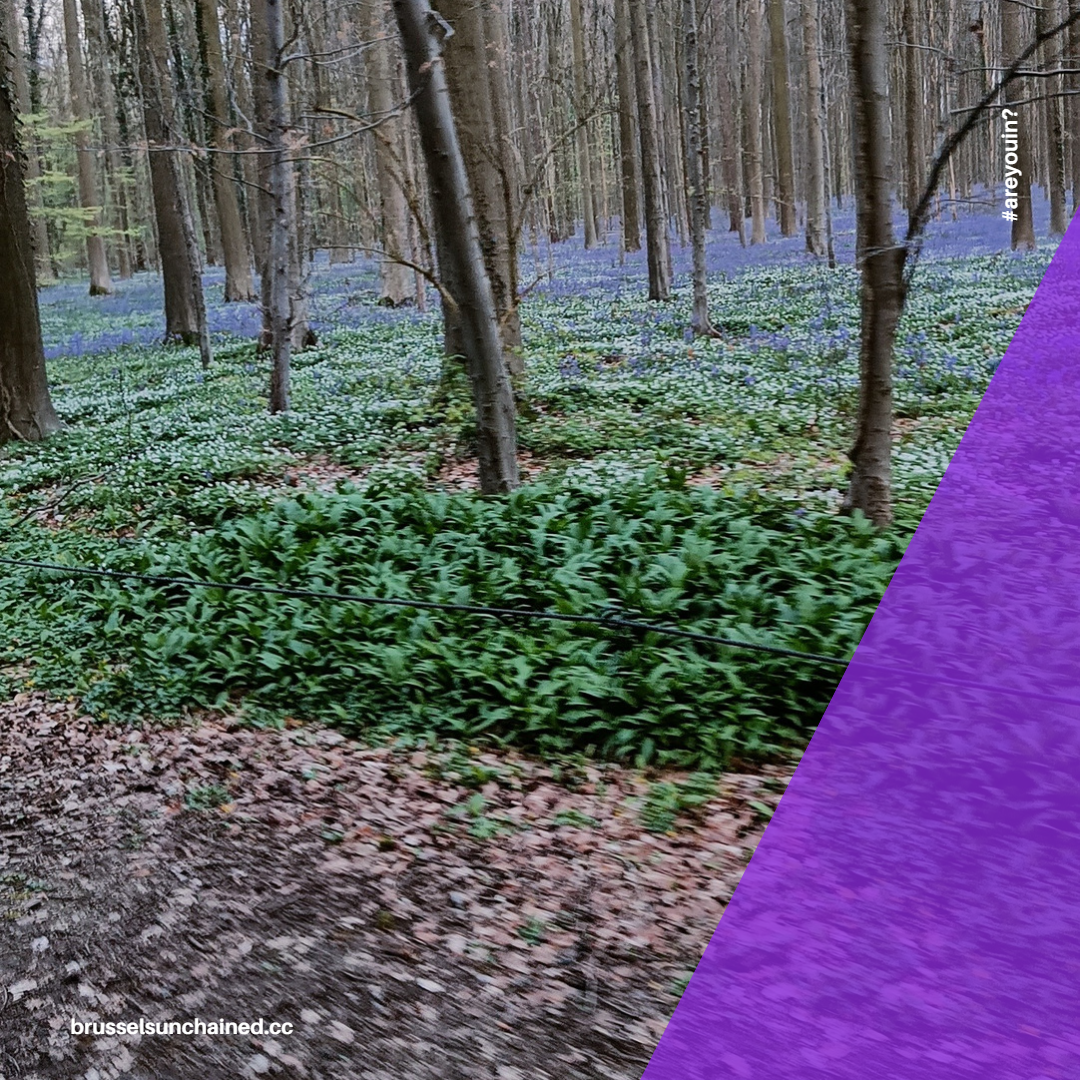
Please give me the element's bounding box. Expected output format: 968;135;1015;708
642;222;1080;1079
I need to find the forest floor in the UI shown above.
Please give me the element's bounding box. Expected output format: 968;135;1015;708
0;199;1059;1077
1;692;788;1079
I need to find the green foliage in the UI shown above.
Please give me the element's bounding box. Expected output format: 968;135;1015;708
1;242;1046;767
639;773;717;833
183;783;231;811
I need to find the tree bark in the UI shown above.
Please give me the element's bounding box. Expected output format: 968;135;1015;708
80;0;132;280
768;0;797;236
1001;0;1037;250
843;0;905;528
197;0;256;300
681;0;713;336
0;75;59;443
1069;0;1080;212
134;0;211;361
259;0;290;413
802;0;827;256
569;0;597;248
614;0;641;252
364;0;413;307
747;0;767;244
1037;0;1068;235
62;0;112;294
393;0;519;494
629;0;671;300
0;0;51;281
436;0;522;367
901;0;923;213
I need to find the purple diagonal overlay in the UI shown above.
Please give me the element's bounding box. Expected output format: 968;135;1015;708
642;227;1080;1080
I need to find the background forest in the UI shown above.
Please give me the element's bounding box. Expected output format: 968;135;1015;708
0;1;1075;1078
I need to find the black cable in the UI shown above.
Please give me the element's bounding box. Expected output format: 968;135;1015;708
0;555;851;668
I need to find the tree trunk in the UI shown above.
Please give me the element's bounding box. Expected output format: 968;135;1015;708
802;0;828;255
259;0;290;414
768;0;797;236
630;0;671;300
393;0;519;494
614;0;641;252
197;0;256;300
134;0;211;361
901;0;923;212
747;0;767;244
1069;0;1080;212
681;0;713;336
0;76;59;443
1038;0;1068;235
62;0;112;295
843;0;904;528
569;0;598;248
436;0;522;367
0;0;52;281
364;0;414;307
1001;0;1037;250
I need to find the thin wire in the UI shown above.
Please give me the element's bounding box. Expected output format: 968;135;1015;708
0;556;851;668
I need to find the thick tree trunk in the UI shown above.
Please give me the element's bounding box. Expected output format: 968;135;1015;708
614;0;641;252
364;1;413;307
197;0;256;300
629;0;671;301
802;0;828;256
843;0;904;528
0;0;51;281
1001;0;1037;250
62;0;112;295
135;0;211;361
393;0;519;494
747;0;767;244
436;0;522;367
681;0;713;336
0;76;59;443
768;0;797;236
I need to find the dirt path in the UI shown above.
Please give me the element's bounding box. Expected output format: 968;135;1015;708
0;695;790;1079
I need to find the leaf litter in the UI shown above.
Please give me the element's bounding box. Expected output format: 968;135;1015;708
0;693;790;1079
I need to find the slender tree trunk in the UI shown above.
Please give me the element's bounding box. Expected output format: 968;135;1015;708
681;0;713;336
802;0;827;255
393;0;519;494
1069;0;1080;212
1001;0;1037;249
630;0;671;300
81;0;132;280
615;0;641;252
1038;0;1068;234
768;0;797;235
197;0;256;300
0;0;51;281
259;0;289;413
747;0;767;244
569;0;597;248
901;0;923;212
843;0;904;527
134;0;211;361
0;75;59;442
62;0;112;294
364;0;413;306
